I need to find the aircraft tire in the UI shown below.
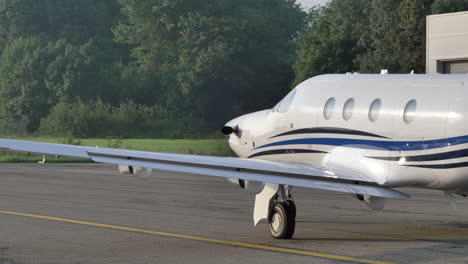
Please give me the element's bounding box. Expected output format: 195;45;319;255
285;200;296;238
287;199;296;219
268;201;296;239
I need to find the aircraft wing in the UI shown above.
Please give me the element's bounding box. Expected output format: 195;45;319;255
0;139;408;199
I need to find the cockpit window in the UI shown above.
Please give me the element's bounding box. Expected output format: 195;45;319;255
276;89;297;113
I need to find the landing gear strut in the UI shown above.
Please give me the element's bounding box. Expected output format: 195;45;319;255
268;185;296;239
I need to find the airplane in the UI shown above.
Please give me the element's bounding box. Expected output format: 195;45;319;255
1;73;468;239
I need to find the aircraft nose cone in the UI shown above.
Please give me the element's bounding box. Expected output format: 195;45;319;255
221;126;233;135
221;126;238;135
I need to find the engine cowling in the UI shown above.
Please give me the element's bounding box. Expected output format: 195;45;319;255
227;178;264;194
118;165;152;180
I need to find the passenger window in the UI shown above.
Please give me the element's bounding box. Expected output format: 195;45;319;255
323;97;335;120
368;99;381;122
277;89;297;113
342;98;355;121
403;99;417;124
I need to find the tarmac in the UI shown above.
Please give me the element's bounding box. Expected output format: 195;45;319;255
1;163;468;264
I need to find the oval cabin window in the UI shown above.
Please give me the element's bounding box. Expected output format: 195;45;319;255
342;98;355;121
368;99;381;122
403;99;417;124
323;97;336;120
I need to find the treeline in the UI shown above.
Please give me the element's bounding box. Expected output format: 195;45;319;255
39;100;214;138
0;0;467;138
0;0;306;138
294;0;468;84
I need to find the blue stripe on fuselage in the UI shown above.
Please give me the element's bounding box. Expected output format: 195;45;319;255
255;135;468;151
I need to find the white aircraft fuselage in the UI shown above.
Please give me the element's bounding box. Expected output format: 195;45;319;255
227;74;468;194
3;73;468;239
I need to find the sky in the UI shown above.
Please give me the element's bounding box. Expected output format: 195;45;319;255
296;0;328;9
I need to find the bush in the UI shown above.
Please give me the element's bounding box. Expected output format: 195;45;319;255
39;99;218;139
0;119;28;137
39;100;89;138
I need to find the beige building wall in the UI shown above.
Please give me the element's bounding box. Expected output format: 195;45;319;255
426;11;468;74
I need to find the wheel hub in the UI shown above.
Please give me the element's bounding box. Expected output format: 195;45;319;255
271;212;282;232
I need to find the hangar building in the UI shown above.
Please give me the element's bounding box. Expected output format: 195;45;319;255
426;11;468;74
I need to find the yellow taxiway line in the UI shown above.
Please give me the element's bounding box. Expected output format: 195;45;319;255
0;209;395;264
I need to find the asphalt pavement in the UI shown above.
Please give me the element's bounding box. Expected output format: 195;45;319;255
1;163;468;264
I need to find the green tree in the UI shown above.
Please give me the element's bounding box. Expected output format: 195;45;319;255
293;0;370;85
356;0;402;72
0;37;126;131
296;0;465;78
357;0;431;73
0;0;123;47
0;37;52;131
395;0;434;73
431;0;468;14
0;0;129;93
115;0;307;124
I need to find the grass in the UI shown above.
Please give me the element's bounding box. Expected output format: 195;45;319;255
0;137;234;163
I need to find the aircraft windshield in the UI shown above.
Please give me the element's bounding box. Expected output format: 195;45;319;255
273;89;297;113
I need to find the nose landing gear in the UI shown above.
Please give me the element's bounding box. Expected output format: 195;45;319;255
268;200;296;239
268;185;296;239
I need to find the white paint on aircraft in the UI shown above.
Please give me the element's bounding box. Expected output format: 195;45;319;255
2;73;468;239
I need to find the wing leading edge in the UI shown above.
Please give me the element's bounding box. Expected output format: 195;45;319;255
0;139;409;199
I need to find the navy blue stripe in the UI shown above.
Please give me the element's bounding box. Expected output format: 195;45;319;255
405;162;468;169
248;149;326;159
270;127;389;139
255;135;468;151
367;148;468;162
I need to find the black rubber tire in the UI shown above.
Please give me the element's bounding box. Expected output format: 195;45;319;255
285;200;296;238
286;199;296;219
268;201;296;239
